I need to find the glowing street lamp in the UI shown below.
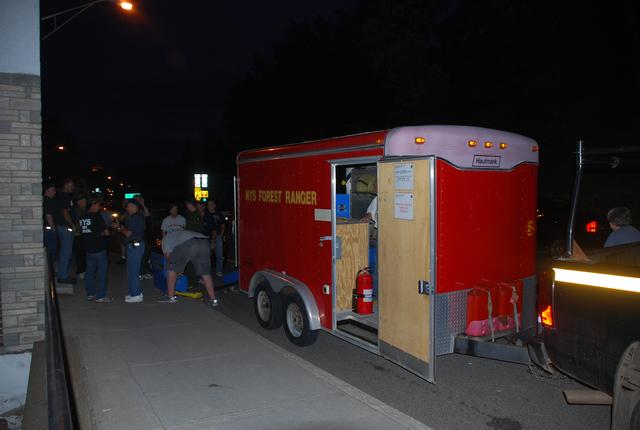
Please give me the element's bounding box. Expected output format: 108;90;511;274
57;146;65;151
41;0;134;40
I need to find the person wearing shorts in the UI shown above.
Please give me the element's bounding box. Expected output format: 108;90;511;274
159;229;218;306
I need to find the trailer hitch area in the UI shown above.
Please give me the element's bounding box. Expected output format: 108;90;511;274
454;335;532;366
526;337;554;374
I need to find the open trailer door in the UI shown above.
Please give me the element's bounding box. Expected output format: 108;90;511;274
378;158;435;382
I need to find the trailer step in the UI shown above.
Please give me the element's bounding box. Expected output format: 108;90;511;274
337;319;378;344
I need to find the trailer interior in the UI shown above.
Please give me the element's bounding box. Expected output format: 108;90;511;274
333;162;380;346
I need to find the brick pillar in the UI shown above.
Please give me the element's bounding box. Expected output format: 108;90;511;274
0;72;45;352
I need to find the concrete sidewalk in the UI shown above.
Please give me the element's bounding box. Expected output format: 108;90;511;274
57;263;433;430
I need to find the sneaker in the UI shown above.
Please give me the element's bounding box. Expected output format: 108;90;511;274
158;295;177;304
77;272;85;279
95;297;112;303
125;293;143;300
206;298;219;307
86;295;95;301
142;273;153;280
125;294;143;303
57;277;77;284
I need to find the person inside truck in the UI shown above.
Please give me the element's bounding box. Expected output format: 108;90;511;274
604;206;640;247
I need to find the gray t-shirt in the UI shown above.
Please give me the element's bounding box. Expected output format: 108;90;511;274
162;229;207;254
604;225;640;248
161;214;186;234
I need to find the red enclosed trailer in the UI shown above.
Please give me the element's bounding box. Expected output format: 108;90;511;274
236;125;539;382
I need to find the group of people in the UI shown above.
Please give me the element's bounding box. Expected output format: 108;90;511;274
43;179;224;307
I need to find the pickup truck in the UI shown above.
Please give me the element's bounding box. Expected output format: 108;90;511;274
528;143;640;430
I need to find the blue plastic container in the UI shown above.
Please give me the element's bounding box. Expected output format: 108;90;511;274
151;252;187;292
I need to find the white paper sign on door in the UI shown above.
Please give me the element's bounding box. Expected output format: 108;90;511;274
394;192;414;220
394;163;414;190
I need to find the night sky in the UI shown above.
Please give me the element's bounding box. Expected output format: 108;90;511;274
41;0;355;163
41;1;640;209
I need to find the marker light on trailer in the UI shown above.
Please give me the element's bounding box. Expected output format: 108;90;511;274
499;142;508;149
553;268;640;294
532;145;539;152
484;141;493;148
540;305;554;327
468;140;477;148
586;220;598;233
414;137;426;144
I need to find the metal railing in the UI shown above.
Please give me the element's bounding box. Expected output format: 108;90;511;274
45;251;76;429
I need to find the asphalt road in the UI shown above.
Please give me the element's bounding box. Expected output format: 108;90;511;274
212;285;611;430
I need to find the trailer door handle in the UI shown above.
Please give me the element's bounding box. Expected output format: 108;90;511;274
319;236;332;247
418;280;433;295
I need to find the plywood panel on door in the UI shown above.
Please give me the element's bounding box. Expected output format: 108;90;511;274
378;159;432;369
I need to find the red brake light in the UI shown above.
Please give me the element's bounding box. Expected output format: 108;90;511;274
537;270;554;329
586;220;598;233
540;305;554;327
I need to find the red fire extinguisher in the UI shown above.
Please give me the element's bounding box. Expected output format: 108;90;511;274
353;268;374;315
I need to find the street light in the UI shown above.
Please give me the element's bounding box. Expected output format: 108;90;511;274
41;0;134;41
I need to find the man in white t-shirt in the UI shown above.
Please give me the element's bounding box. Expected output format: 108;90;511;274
161;204;186;237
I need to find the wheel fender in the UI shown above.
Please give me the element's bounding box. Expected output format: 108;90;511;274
248;269;321;331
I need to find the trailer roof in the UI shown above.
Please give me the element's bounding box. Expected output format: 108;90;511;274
385;125;538;169
237;130;387;163
237;125;539;169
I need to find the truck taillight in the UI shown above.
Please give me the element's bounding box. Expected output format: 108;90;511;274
586;220;598;233
537;270;554;329
540;305;554;327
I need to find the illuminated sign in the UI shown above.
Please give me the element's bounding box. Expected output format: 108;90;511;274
194;173;208;201
194;174;208;188
125;193;139;199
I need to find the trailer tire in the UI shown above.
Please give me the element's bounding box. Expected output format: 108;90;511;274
283;293;318;347
612;342;640;430
630;402;640;430
253;282;283;330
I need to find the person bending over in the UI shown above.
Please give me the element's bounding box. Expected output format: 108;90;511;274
159;229;218;307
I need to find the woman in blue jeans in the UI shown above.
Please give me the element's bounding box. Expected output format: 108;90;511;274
112;200;146;303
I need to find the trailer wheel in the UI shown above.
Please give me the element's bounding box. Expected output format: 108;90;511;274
612;342;640;430
283;293;318;347
253;282;283;330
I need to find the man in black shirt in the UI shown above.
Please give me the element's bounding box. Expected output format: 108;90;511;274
204;199;225;277
43;184;57;259
78;197;111;302
53;178;77;284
